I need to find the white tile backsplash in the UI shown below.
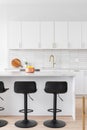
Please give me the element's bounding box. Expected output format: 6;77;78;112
8;49;87;70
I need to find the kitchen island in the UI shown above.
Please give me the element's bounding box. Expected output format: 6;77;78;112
0;70;76;119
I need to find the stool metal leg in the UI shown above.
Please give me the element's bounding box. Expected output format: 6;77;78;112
24;94;27;121
44;94;66;128
15;94;37;128
53;94;57;121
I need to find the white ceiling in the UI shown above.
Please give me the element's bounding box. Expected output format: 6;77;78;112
0;0;87;21
0;0;87;4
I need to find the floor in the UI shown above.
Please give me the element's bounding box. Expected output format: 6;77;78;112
0;98;87;130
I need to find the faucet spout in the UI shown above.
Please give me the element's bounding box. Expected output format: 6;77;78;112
49;55;56;68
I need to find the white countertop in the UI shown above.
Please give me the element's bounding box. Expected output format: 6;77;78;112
0;69;76;77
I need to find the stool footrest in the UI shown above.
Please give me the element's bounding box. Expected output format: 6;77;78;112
48;108;62;113
0;107;4;111
19;109;33;113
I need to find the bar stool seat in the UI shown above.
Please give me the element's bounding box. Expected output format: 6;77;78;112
14;81;37;128
43;81;67;128
0;81;9;127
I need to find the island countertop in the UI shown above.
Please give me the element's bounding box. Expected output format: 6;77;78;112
0;69;76;77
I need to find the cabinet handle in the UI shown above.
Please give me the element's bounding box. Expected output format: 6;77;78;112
19;42;22;49
38;43;41;48
81;42;85;49
68;42;70;49
53;43;56;48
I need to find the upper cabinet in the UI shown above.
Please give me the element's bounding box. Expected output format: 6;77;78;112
8;21;87;50
68;22;81;49
40;21;54;49
7;21;21;49
22;22;40;49
40;21;68;49
55;22;68;49
81;22;87;49
8;21;40;49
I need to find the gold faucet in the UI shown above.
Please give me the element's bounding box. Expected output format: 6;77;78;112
49;55;56;68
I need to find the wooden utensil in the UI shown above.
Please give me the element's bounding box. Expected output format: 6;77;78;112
11;58;23;68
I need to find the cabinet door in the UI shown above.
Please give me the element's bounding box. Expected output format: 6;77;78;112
68;22;81;49
55;22;68;49
41;21;54;49
84;71;87;94
22;22;40;49
7;21;21;49
81;22;87;49
75;71;84;94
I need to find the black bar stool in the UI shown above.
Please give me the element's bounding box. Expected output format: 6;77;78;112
0;81;9;127
43;81;67;128
14;81;37;128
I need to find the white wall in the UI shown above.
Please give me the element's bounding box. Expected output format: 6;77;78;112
0;0;87;21
8;49;87;70
0;21;8;69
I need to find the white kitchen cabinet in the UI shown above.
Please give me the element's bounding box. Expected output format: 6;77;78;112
55;22;68;49
8;21;85;50
22;21;40;49
75;71;84;94
75;70;87;95
83;71;87;94
81;22;87;49
40;21;54;49
7;21;21;49
68;22;81;49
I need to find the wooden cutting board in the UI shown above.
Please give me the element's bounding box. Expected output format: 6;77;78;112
11;58;23;68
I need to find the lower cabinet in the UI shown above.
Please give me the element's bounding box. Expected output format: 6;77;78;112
75;70;87;95
83;71;87;94
75;70;84;94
